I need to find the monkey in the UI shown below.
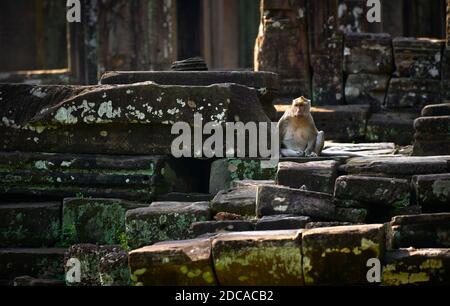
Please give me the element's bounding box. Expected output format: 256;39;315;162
278;96;325;157
277;96;369;158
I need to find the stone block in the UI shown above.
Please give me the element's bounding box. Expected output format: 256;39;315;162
98;248;130;286
255;215;311;231
305;222;355;229
212;230;303;286
211;186;257;217
422;103;450;116
412;174;450;212
191;221;255;236
345;74;390;112
366;112;416;145
125;202;211;249
386;78;441;110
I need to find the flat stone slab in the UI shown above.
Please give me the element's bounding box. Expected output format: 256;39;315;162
383;248;450;286
0;248;65;281
231;179;275;189
366;112;416;145
0;152;183;202
340;156;450;177
125;202;211;249
305;222;356;229
212;230;303;286
99;71;280;120
277;160;339;194
302;224;385;285
323;142;397;156
0;202;60;248
334;176;410;207
191;221;255;236
255;215;311;231
414;116;450;135
129;238;217;286
256;185;335;220
387;213;450;249
211;186;257;217
0;82;269;155
412;174;450;212
62;198;148;246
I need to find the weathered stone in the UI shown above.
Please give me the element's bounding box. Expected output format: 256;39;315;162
310;105;370;141
337;0;368;33
191;221;255;236
214;212;244;221
0;202;60;248
340;156;450;177
322;142;397;156
387;213;450;249
255;0;311;98
344;33;393;74
62;198;148;246
393;38;444;79
334;176;411;207
0;248;65;281
311;35;344;105
443;49;450;100
256;185;335;220
412;174;450;212
211;186;257;217
125;202;211;249
64;244;124;286
170;57;208;71
212;230;303;286
156;193;213;202
345;74;390;112
209;158;277;195
98;248;130;286
255;215;310;231
231;179;275;189
383;249;450;286
305;222;355;229
129;238;217;286
99;70;280;120
422;103;450;116
366;112;416;145
385;78;441;110
13;276;65;287
413;116;450;156
0;152;198;202
388;205;422;220
334;207;368;223
302;224;385;285
0;83;269;155
276;160;339;194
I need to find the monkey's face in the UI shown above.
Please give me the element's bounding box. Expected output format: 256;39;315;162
292;97;311;117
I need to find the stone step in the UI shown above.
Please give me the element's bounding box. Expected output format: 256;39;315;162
0;202;61;248
256;185;335;220
190;220;255;237
211;186;257;217
412;174;450;212
129;238;217;286
64;244;129;286
125;202;211;249
62;198;148;246
275;104;370;142
0;152;203;202
387;213;450;249
276;160;340;194
0;248;65;282
382;248;450;286
0;82;269;155
340;156;450;177
422;103;450;116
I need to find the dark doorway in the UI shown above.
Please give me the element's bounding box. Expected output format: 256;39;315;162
177;0;203;60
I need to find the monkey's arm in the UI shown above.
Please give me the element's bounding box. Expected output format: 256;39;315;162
277;116;288;149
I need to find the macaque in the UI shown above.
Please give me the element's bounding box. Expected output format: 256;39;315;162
278;96;325;157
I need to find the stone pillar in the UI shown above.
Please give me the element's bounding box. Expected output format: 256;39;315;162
97;0;177;75
254;0;311;100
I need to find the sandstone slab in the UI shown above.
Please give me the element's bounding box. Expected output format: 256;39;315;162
255;215;311;231
366;112;416;145
412;174;450;212
345;74;390;112
125;202;211;249
386;78;441;110
212;230;303;286
211;186;257;217
129;238;217;286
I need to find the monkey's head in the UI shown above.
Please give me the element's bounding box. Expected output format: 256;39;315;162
291;96;311;117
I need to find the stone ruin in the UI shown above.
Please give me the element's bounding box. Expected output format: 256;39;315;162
0;1;450;287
